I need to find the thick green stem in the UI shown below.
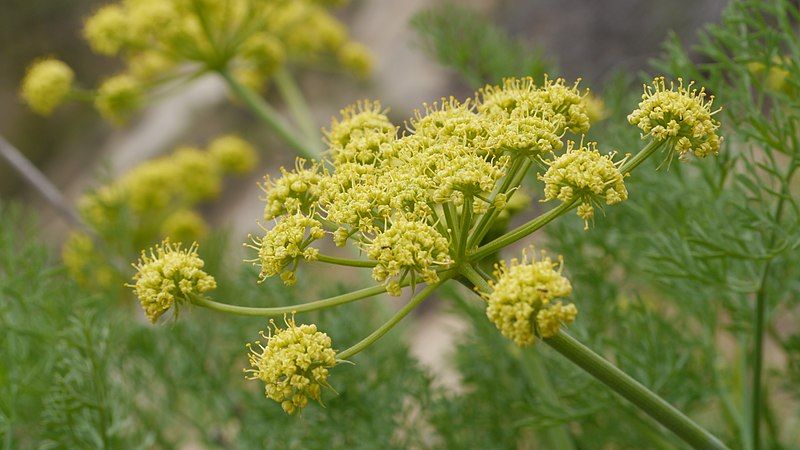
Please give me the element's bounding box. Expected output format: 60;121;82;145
471;140;665;262
619;139;664;174
218;69;320;159
460;264;729;450
470;200;576;261
546;332;730;450
187;283;390;317
457;196;473;260
443;202;460;252
316;253;377;268
274;68;321;145
337;276;450;360
468;157;530;249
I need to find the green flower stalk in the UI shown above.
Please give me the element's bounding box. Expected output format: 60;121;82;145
129;74;728;448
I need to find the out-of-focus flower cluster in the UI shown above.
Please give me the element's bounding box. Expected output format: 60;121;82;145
21;0;372;120
64;135;257;287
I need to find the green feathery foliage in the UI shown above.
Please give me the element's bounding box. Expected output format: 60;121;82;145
411;3;553;87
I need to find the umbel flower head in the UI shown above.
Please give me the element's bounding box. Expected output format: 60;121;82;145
483;249;576;346
628;77;721;160
125;74;723;413
20;58;74;115
128;240;217;323
248;212;325;285
252;75;629;292
539;140;628;229
367;217;452;296
245;316;337;414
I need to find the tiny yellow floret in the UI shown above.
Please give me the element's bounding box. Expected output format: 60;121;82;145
248;212;325;285
338;41;373;79
83;5;129;55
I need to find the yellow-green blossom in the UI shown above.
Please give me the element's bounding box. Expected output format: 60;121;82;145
20;58;74;115
367;217;452;295
483;249;576;346
583;92;608;123
128;240;217;323
325;100;397;165
83;5;128;55
539;140;628;229
62;231;117;288
337;42;373;79
245;316;337;414
68;136;255;288
627;77;721;160
410;98;490;150
537;76;590;134
160;209;209;243
95;74;142;123
208;135;258;174
261;159;324;220
249;212;325;285
477;76;589;137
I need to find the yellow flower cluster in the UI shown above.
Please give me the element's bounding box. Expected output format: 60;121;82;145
253;76;594;290
128;240;217;323
23;1;371;118
248;212;325;285
20;58;74;115
260;159;323;220
477;76;590;157
245;317;337;414
367;217;452;295
208;135;258;174
64;135;256;287
539;140;628;229
94;74;142;123
628;77;721;160
747;56;792;93
81;0;371;89
483;250;576;346
326;101;397;165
